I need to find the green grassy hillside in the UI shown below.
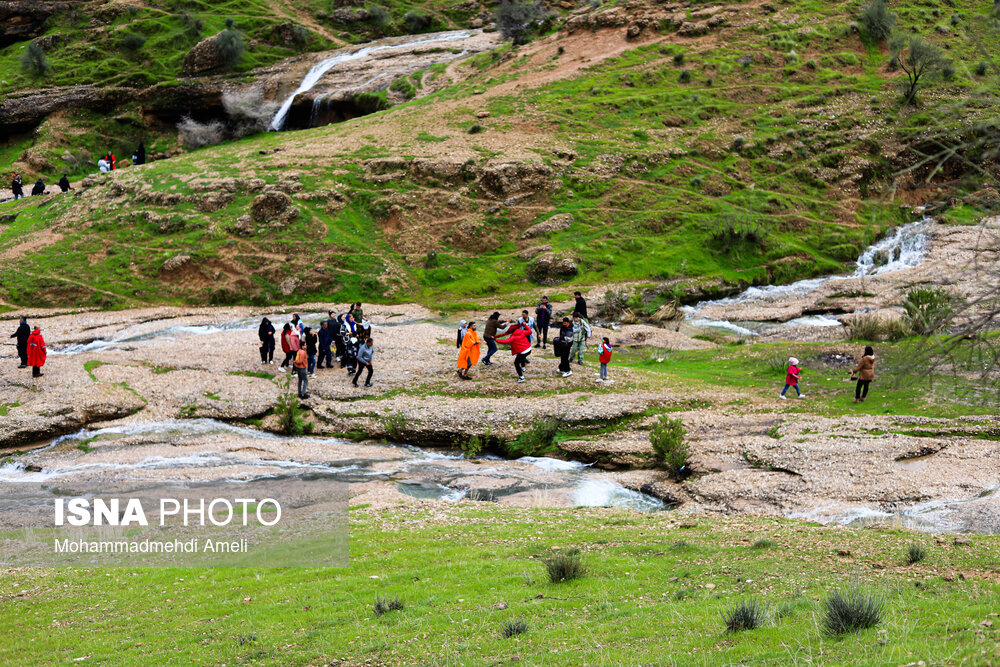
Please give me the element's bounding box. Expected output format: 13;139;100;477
0;0;997;308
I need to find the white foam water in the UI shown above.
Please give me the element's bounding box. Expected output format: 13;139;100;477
270;30;477;131
573;478;667;512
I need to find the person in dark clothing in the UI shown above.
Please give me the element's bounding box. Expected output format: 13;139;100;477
135;142;146;166
317;320;333;369
31;179;45;196
257;317;275;364
10;316;29;368
333;314;346;361
304;326;318;376
555;317;573;376
573;291;588;320
482;312;504;366
11;174;23;200
353;337;374;387
534;296;552;349
57;175;71;193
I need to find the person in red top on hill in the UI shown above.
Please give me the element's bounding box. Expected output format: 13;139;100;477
26;325;46;378
780;356;804;399
597;337;613;383
278;322;299;371
494;323;532;383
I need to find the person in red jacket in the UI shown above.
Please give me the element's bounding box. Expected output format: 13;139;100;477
278;323;299;371
26;325;46;378
494;323;532;383
597;337;612;383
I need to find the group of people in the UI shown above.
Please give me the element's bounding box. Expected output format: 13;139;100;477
256;303;375;399
456;292;614;384
8;316;46;377
9;174;70;200
780;346;877;403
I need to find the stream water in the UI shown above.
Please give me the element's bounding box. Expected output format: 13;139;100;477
270;30;479;131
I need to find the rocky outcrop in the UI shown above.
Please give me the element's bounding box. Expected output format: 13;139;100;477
250;191;297;224
0;392;145;449
522;214;573;239
182;32;226;76
0;1;75;48
528;252;578;284
363;158;557;199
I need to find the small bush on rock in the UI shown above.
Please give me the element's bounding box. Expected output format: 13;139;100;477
216;24;246;68
859;0;895;42
649;415;688;477
20;43;50;77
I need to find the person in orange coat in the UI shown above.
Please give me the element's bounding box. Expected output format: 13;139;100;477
26;325;46;378
457;321;480;379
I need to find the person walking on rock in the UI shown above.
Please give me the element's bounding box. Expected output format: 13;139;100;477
353;337;374;388
58;175;71;193
570;312;591;365
304;326;318;377
457;321;480;379
317;320;333;369
556;317;573;377
495;322;532;383
258;317;275;365
597;337;613;383
851;346;876;403
27;325;46;378
349;302;364;323
293;345;309;399
482;312;504;366
11;174;23;200
456;320;467;349
328;311;344;361
520;310;536;349
574;291;588;320
31;179;45;196
10;316;29;368
780;357;803;399
534;296;552;349
279;323;299;371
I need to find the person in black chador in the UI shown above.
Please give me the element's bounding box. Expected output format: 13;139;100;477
10;316;30;368
58;175;71;193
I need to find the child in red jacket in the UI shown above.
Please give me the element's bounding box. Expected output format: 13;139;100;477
780;357;804;399
597;337;612;382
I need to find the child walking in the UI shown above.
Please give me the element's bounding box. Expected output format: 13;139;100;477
597;337;612;382
780;357;804;399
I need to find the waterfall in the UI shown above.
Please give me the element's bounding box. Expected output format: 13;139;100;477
269;30;477;131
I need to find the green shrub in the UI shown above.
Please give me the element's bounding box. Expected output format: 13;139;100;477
468;124;485;134
215;27;246;69
501;618;528;638
859;0;895;42
723;599;767;632
543;549;584;583
495;0;546;44
847;314;909;342
823;586;883;634
353;91;390;114
906;542;927;564
19;43;50;77
380;411;407;440
649;415;688;477
673;52;685;65
120;33;146;52
366;5;391;32
275;375;313;435
403;11;433;32
373;595;404;617
507;418;560;457
751;538;777;550
903;288;957;335
679;69;691;83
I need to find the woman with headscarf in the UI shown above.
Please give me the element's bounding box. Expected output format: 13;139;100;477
258;317;275;364
27;325;46;378
11;173;23;200
457;321;480;379
851;346;876;403
279;323;299;371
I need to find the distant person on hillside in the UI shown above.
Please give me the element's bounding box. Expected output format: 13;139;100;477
534;296;552;349
258;317;275;365
10;316;29;368
574;291;588;320
98;157;110;173
482;312;503;366
109;153;116;170
555;317;573;377
58;175;71;193
293;346;310;399
133;142;146;166
279;323;299;371
597;336;613;383
570;312;591;365
851;346;876;403
780;357;803;400
27;325;46;378
495;321;532;383
31;179;45;196
317;320;333;369
457;321;479;379
11;174;23;200
353;337;374;388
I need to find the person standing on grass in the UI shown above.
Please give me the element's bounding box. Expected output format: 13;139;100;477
11;173;23;200
304;326;318;377
27;325;46;378
851;346;876;403
597;337;613;383
494;322;532;383
534;296;552;349
279;323;298;371
258;317;275;365
482;312;503;366
353;337;375;388
10;316;30;368
556;317;573;377
457;321;480;379
317;320;333;369
570;312;591;365
574;291;588;320
780;357;804;399
293;345;310;399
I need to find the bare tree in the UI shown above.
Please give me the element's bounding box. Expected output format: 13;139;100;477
891;35;945;104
